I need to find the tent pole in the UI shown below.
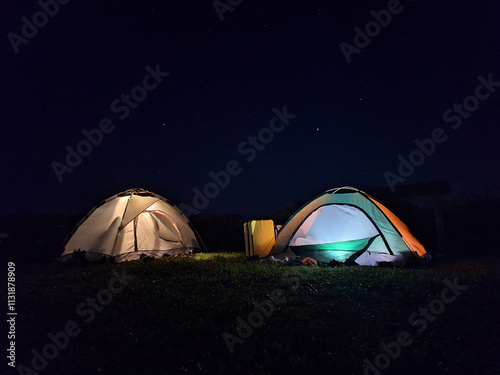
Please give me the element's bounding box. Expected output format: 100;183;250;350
134;217;138;252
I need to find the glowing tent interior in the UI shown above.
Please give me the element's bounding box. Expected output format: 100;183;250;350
268;187;430;266
61;188;205;262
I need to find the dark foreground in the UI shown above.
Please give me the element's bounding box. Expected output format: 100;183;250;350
3;253;499;375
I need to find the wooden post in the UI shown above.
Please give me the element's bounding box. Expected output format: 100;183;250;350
432;194;446;255
368;180;450;254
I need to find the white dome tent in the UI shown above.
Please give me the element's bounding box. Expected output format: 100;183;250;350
62;188;205;262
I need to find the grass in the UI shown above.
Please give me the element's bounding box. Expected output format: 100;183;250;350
7;253;500;375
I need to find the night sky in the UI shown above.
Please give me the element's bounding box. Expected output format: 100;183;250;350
1;0;499;218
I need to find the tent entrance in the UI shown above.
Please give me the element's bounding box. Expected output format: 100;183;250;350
115;210;185;253
134;211;185;251
289;204;381;263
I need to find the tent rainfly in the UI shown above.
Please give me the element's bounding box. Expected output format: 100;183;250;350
62;188;205;262
269;187;430;266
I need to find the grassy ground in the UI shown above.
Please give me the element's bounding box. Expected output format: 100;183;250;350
4;253;499;375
